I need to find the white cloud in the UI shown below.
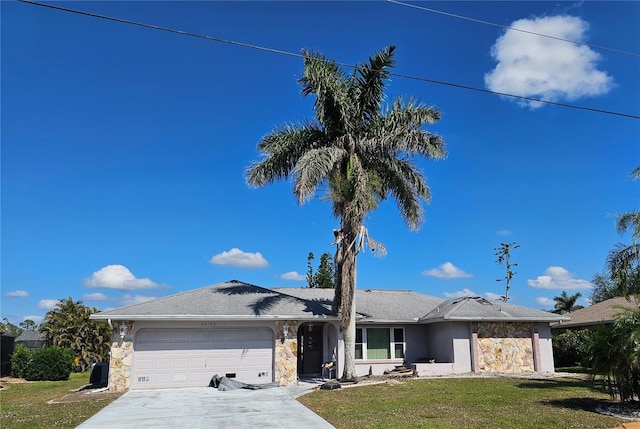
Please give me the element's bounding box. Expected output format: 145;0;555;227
83;265;159;290
210;248;268;269
38;299;60;310
5;290;29;297
497;230;512;236
120;294;157;307
281;271;305;281
527;266;593;290
484;292;503;301
536;296;555;306
423;262;472;279
443;288;477;298
84;292;108;301
23;315;43;323
484;15;614;108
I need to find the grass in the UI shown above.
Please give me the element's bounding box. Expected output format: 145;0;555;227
0;372;120;429
0;373;629;428
298;376;628;429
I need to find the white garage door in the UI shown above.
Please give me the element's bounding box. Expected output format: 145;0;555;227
131;328;273;390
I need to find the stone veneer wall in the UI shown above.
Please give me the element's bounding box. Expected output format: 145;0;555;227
108;321;134;392
274;320;298;386
477;322;534;374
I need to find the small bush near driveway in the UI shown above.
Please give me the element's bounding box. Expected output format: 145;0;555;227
298;376;627;429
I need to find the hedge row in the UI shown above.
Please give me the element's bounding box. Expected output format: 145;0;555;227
10;345;73;381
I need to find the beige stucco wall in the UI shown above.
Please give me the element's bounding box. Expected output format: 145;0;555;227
535;323;555;373
477;322;534;373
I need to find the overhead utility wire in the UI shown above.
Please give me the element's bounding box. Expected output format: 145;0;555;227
18;0;640;120
387;0;640;58
17;0;300;60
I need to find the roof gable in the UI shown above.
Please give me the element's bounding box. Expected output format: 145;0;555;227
420;296;568;323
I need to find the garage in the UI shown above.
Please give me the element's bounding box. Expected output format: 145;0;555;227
131;327;274;389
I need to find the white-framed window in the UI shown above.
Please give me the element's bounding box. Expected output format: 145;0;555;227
354;327;405;360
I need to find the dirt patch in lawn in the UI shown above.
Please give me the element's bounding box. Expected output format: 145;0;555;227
48;387;123;404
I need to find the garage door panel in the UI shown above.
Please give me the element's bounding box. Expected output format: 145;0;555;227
132;328;273;389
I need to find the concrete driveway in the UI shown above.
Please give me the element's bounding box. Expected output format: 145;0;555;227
76;383;335;429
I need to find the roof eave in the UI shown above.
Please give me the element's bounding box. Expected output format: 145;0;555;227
90;314;339;322
420;315;568;323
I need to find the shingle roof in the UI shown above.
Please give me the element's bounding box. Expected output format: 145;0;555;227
15;330;44;342
273;288;445;323
419;297;568;323
91;280;336;321
91;281;567;324
551;296;639;329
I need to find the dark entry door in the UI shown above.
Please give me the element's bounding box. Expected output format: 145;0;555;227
300;324;323;375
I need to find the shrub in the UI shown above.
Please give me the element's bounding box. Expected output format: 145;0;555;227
586;306;640;402
10;344;32;378
552;329;594;368
25;346;73;381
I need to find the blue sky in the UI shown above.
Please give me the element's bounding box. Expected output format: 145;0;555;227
2;1;639;325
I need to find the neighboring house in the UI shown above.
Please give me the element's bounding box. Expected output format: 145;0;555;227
551;296;639;332
91;280;568;392
14;330;45;351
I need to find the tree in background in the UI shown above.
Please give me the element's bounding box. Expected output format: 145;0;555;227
589;272;619;304
306;252;315;287
317;253;336;289
307;252;336;288
552;291;584;314
246;46;446;380
19;319;38;332
495;242;519;302
39;297;112;372
1;318;22;338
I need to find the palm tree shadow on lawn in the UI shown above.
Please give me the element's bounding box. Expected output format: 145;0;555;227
516;379;616;414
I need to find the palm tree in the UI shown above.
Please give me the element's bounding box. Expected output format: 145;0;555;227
246;46;446;380
552;291;583;314
39;297;111;372
587;304;640;402
607;165;640;297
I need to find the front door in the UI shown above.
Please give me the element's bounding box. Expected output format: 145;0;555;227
299;324;323;375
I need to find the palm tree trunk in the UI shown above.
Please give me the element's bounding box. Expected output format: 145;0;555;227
339;223;358;381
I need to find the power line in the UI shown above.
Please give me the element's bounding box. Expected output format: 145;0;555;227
387;0;640;58
17;0;640;120
18;0;301;60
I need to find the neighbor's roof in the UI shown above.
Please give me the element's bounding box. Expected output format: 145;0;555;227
15;330;44;343
551;296;639;329
91;280;336;321
419;297;569;323
273;287;445;323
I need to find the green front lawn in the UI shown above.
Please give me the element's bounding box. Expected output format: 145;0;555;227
299;376;626;429
0;372;121;429
0;373;628;429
